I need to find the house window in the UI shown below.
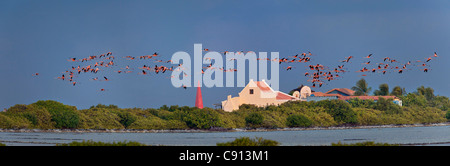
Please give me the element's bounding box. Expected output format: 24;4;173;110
249;89;254;94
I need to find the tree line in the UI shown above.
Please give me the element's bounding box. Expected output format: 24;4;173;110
0;81;449;130
352;78;428;98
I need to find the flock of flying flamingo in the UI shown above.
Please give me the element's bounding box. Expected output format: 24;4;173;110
280;51;438;88
31;48;438;91
55;51;180;90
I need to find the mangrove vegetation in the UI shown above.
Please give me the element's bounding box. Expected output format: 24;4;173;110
0;86;449;130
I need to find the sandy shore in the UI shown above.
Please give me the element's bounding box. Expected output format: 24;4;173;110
0;122;449;133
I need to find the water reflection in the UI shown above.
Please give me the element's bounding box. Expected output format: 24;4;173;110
0;125;449;146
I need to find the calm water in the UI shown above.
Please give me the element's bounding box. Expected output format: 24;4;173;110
1;125;450;146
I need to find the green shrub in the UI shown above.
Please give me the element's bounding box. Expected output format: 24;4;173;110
402;93;427;107
300;107;337;127
221;111;246;128
57;140;146;146
115;111;137;128
217;137;279;146
286;114;312;127
79;109;124;129
164;120;189;130
31;100;80;129
168;105;179;112
148;109;176;120
1;95;448;131
0;113;30;129
239;104;259;110
446;111;450;121
403;106;446;124
372;97;402;114
245;113;264;127
348;98;375;108
179;107;223;129
4;104;54;129
354;108;384;126
90;104;118;109
314;100;358;124
128;116;166;130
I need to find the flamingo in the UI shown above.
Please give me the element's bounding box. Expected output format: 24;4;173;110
141;70;147;75
68;58;77;62
341;56;353;63
58;74;65;80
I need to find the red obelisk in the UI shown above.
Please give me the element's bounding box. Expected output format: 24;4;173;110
195;81;203;109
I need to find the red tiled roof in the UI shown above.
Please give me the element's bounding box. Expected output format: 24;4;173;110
255;81;272;92
339;96;397;101
312;92;342;97
276;92;296;100
325;88;355;96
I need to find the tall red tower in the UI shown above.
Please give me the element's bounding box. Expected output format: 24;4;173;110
195;81;203;109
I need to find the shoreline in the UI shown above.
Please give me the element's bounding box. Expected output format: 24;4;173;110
1;122;449;133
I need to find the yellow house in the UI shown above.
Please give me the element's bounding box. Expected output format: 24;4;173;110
221;79;303;112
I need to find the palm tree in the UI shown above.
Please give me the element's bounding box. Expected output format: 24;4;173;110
374;83;389;96
391;86;405;97
416;86;434;101
351;78;372;96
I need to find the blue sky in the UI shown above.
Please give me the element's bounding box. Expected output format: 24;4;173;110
0;0;449;109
